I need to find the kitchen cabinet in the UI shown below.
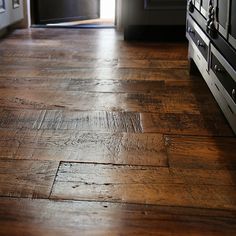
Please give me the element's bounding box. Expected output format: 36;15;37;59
187;0;236;134
123;0;186;40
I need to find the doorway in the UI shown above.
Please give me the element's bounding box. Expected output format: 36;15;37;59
32;0;116;28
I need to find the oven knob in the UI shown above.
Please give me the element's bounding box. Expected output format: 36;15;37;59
188;0;194;13
188;27;195;34
214;65;221;72
197;40;205;48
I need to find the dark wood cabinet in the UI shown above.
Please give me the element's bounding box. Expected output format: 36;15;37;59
123;0;186;40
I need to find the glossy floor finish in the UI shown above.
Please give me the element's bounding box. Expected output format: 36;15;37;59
0;28;236;235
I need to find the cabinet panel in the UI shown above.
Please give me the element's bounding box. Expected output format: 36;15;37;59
0;0;23;30
229;0;236;48
217;0;230;38
144;0;185;9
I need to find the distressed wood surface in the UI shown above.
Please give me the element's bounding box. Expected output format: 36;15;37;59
1;198;236;236
0;109;142;132
166;135;236;170
51;162;236;210
0;160;59;198
0;27;235;235
0;129;168;166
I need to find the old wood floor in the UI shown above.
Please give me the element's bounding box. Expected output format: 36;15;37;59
0;28;236;235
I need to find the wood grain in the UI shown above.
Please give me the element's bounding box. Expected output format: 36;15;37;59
0;160;59;198
0;129;168;166
165;135;236;170
0;109;142;132
51;162;236;210
0;27;235;235
141;112;234;136
1;198;235;236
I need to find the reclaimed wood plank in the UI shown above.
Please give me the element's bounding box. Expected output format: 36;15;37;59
0;130;168;166
141;113;234;136
165;135;236;170
0;198;235;236
0;68;190;81
0;109;142;132
51;163;236;210
0;160;59;198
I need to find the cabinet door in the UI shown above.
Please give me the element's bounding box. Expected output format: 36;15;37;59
229;0;236;49
201;0;209;18
215;0;230;38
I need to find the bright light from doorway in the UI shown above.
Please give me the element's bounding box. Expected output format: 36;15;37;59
100;0;115;20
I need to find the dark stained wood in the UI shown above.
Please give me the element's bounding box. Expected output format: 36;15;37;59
141;113;234;136
0;27;236;235
166;135;236;170
0;108;231;136
0;109;142;132
0;84;225;114
0;199;236;236
0;129;168;166
0;160;59;198
51;162;236;210
0;68;190;81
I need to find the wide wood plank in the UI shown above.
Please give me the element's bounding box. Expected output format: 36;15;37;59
0;160;59;198
141;112;234;136
0;84;222;114
0;109;232;136
0;67;190;81
0;130;168;166
1;198;235;236
51;163;236;210
0;109;142;132
165;135;236;170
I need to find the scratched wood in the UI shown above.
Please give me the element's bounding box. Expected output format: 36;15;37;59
141;112;234;136
51;162;236;210
0;129;168;166
0;160;59;198
0;27;235;235
165;135;236;170
0;68;190;81
0;109;142;132
1;199;236;236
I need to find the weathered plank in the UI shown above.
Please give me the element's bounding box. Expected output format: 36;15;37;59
165;135;236;170
141;113;234;136
0;130;168;166
0;67;190;81
0;109;142;132
51;163;236;210
0;85;222;114
0;89;165;112
0;160;59;198
1;198;235;236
